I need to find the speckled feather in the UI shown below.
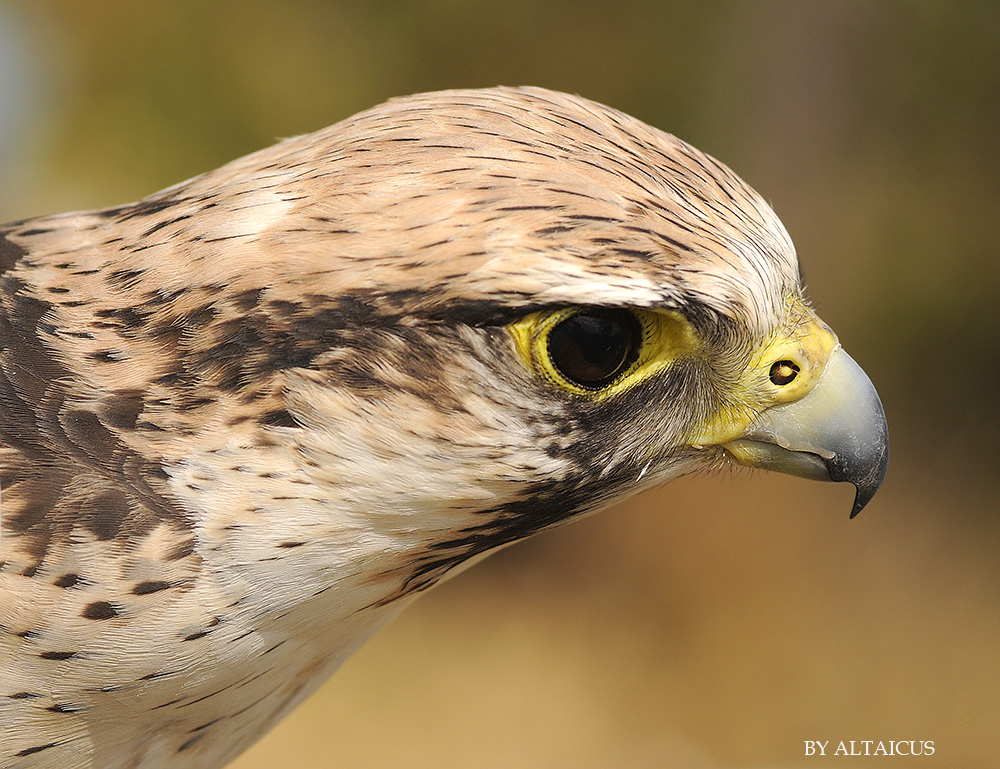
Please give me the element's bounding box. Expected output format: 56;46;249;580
1;87;799;768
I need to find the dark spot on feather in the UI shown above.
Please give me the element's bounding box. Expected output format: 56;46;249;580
133;580;171;595
143;288;186;308
15;742;60;757
47;702;82;713
15;227;52;237
533;225;575;236
39;650;78;661
254;432;281;448
183;303;218;327
140;670;177;680
98;390;144;430
177;734;205;752
267;299;302;318
9;691;41;699
612;246;657;260
263;640;287;655
183;630;210;642
20;564;37;577
141;212;192;238
195;321;264;391
54;573;81;588
96;305;148;329
179;395;214;410
121;196;183;219
107;268;146;289
150;697;184;710
261;409;298;428
80;489;131;541
233;288;264;311
82;601;118;620
118;306;147;328
92;683;126;694
153;371;183;386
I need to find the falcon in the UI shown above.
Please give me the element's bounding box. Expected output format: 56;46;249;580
0;87;888;768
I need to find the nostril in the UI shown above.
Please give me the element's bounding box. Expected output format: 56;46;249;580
769;360;800;386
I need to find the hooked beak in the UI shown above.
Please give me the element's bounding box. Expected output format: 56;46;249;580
723;346;889;517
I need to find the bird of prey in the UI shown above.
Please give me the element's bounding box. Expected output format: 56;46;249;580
0;87;887;768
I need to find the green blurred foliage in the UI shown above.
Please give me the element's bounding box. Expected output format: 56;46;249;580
1;1;998;766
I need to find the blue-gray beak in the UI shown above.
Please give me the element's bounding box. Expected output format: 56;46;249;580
724;347;889;517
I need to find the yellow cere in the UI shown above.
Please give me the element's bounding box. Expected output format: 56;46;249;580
507;307;701;399
751;302;839;405
688;299;841;447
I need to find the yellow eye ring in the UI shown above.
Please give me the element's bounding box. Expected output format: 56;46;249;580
508;306;700;398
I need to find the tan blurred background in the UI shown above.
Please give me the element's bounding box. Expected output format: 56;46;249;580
1;1;997;767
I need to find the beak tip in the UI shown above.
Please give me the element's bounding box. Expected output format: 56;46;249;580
846;437;889;519
849;490;868;519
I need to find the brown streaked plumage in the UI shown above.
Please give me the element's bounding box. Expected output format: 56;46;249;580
0;87;887;768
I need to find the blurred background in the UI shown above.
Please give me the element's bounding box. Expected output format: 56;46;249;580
1;1;997;766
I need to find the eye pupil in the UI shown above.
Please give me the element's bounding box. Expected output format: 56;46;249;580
769;360;800;386
547;308;641;389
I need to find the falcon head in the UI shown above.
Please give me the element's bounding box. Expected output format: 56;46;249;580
173;86;884;582
0;86;888;767
1;86;888;597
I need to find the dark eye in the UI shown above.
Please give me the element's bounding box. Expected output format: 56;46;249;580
547;308;642;389
769;360;800;386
